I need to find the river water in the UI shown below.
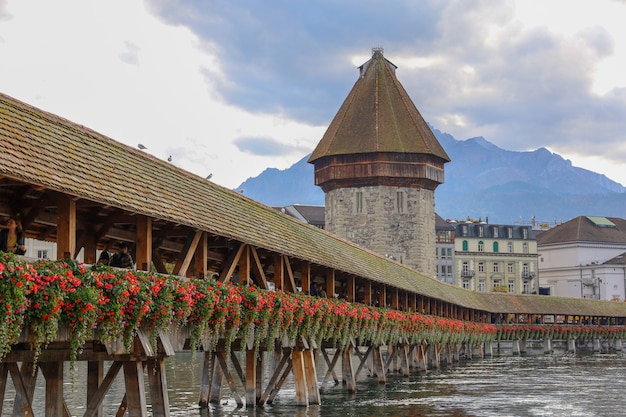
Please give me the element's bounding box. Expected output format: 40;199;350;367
3;350;626;416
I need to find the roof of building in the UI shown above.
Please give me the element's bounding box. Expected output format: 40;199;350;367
3;91;626;317
435;213;456;231
277;205;325;227
537;216;626;246
308;49;450;163
453;222;536;240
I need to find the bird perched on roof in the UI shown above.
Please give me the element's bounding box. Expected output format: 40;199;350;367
167;155;172;162
206;173;213;180
138;144;147;150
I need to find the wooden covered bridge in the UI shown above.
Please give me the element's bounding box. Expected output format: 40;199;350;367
3;91;626;416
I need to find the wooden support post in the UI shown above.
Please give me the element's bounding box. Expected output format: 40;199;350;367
274;254;284;292
0;363;7;411
342;348;356;393
246;350;257;407
379;285;386;308
11;362;37;416
87;361;104;417
301;262;311;295
321;348;341;385
417;344;428;371
40;362;65;417
303;349;321;405
371;346;386;383
256;352;264;405
199;351;213;406
84;361;123;417
146;358;170;417
83;229;97;264
122;361;148;417
363;280;372;306
399;345;410;376
215;352;243;407
346;275;355;302
390;287;399;310
57;194;76;259
135;215;152;271
259;350;291;406
291;349;309;406
193;232;208;279
326;270;335;299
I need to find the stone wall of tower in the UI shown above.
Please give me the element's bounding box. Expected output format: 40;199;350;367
325;185;436;278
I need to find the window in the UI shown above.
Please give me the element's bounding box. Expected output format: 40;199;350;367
446;265;452;276
461;225;468;236
478;280;486;292
462;262;469;273
478;241;484;252
478;262;484;273
37;249;48;259
436;247;439;258
447;248;452;258
396;191;405;213
507;263;514;274
507;242;513;253
493;262;500;273
437;230;452;243
523;243;529;254
462;240;468;251
523;263;529;274
522;228;528;239
523;281;530;294
356;191;363;214
507;227;513;239
478;226;484;237
493;242;499;253
463;280;470;289
508;280;515;293
493;227;499;238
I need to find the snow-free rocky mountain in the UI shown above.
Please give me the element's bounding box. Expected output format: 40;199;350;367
236;129;626;225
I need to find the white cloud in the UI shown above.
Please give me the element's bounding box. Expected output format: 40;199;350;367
0;0;325;188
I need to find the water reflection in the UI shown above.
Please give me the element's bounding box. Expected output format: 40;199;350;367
2;351;626;416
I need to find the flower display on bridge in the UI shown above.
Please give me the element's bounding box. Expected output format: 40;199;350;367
1;252;621;364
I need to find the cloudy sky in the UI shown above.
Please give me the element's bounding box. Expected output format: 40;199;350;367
2;0;626;189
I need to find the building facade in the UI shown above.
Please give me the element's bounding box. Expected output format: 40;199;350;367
537;216;626;300
435;214;456;284
453;221;538;294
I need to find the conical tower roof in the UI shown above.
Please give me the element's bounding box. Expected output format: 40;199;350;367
309;48;450;192
309;48;450;163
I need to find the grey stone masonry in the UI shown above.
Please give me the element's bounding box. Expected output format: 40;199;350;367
325;185;436;278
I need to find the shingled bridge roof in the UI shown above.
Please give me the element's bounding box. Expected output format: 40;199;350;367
2;92;626;318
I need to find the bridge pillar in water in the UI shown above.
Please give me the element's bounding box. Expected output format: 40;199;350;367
371;346;387;383
417;344;428;371
614;339;623;351
592;339;601;352
512;339;521;355
482;342;492;357
519;339;528;355
567;338;577;353
543;339;553;354
342;348;357;393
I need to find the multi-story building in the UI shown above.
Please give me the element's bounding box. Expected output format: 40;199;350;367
435;214;456;283
537;215;626;300
452;221;538;294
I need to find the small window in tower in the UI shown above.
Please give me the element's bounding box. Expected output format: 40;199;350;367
356;191;363;214
396;191;405;213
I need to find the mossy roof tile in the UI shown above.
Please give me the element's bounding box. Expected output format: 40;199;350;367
2;92;626;317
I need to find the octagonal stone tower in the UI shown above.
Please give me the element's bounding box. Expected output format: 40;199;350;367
308;48;450;277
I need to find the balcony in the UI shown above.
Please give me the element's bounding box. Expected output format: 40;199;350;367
522;272;536;278
461;270;475;277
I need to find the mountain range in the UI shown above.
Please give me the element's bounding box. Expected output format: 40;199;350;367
236;128;626;225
